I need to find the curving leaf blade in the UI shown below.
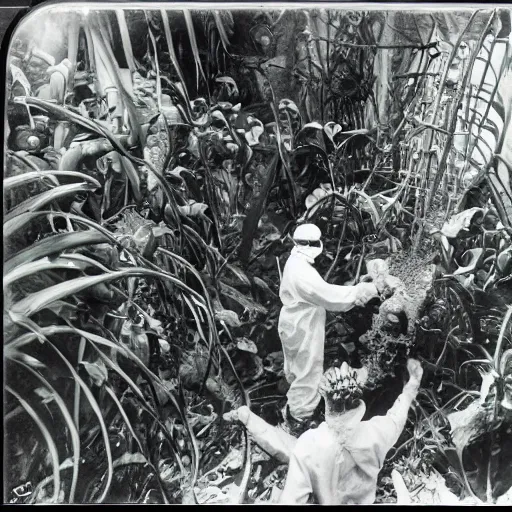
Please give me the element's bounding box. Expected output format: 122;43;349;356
5;183;98;223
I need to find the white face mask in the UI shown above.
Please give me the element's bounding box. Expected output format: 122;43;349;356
293;240;323;262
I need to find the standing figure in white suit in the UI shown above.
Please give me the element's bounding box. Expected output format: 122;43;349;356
278;223;379;432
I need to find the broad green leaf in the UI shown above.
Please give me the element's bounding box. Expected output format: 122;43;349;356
441;208;484;238
243;117;264;147
253;276;276;295
6;348;46;369
177;201;209;217
5;183;98;223
4;256;92;287
159;339;170;353
353;188;381;227
4;170;101;192
225;264;251;286
7;325;74;351
215;308;241;328
236;337;258;354
9;271;131;317
4;230;109;274
219;282;268;315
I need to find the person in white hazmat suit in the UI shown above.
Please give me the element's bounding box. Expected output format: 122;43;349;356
223;358;423;504
278;358;423;504
278;223;379;429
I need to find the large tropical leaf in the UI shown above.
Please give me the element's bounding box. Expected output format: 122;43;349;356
9;266;207;318
4;183;98;223
4;171;100;192
4;230;109;275
4;255;93;287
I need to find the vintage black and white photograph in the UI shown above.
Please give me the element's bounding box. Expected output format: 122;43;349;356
3;1;512;504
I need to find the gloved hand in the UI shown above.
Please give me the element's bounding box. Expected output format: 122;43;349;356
223;406;251;425
406;358;423;387
354;282;379;306
359;273;403;297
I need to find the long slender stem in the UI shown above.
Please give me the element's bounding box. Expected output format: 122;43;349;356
412;10;484;249
312;36;439;50
324;213;349;281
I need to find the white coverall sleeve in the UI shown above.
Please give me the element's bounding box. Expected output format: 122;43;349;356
370;382;419;466
295;268;375;312
278;440;313;504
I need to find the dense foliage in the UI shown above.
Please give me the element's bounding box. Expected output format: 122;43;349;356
3;6;512;504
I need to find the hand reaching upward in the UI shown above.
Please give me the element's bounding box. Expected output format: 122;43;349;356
406;358;423;387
